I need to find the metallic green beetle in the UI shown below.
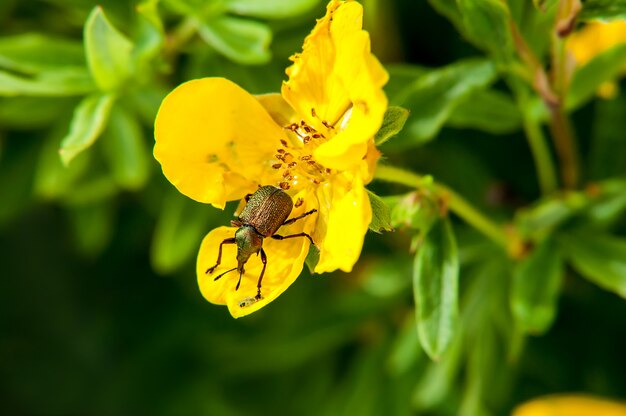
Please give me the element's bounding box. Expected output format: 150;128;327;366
206;185;317;301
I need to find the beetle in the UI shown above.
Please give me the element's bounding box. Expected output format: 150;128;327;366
205;185;317;302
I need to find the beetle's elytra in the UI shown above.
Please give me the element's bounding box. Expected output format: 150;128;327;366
205;185;317;305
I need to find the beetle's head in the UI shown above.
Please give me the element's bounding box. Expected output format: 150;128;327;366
235;225;264;271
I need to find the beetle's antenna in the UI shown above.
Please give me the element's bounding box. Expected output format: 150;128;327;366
213;267;237;281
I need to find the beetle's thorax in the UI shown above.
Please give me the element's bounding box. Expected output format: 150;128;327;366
235;225;264;269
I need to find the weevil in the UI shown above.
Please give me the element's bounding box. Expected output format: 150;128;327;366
206;185;317;303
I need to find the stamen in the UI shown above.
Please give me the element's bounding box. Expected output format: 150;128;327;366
295;198;304;208
300;155;312;161
280;139;288;147
282;170;291;178
311;108;317;118
288;162;297;168
275;154;285;161
277;148;286;154
272;163;282;169
322;120;334;130
279;182;290;190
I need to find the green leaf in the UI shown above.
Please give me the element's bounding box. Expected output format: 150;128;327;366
457;0;514;61
567;44;626;110
392;59;497;147
413;218;459;360
447;89;522;134
515;192;588;239
579;0;626;20
584;179;626;227
385;64;428;103
59;93;115;165
132;0;166;76
0;33;85;74
558;230;626;298
84;7;134;91
225;0;319;19
511;239;563;334
0;69;95;97
375;106;410;145
151;192;217;274
100;105;150;190
304;244;320;274
198;16;271;65
366;190;393;233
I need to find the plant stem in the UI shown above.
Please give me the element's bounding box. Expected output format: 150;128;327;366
522;111;558;195
164;17;199;58
548;107;579;188
374;165;509;249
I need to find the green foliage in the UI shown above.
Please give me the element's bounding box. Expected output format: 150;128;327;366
413;218;459;360
367;189;393;233
374;106;410;146
511;239;563;334
579;0;626;20
2;0;626;415
389;59;497;147
84;7;134;91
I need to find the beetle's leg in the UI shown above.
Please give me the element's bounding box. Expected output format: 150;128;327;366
281;209;317;227
255;248;268;300
271;232;315;246
206;237;236;274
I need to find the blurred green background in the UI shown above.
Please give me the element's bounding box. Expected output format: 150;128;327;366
2;0;626;414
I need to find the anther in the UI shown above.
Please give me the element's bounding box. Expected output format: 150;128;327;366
275;154;285;161
312;133;321;139
279;182;290;190
282;170;291;178
325;168;332;174
272;163;282;169
303;136;311;144
288;162;297;168
283;153;294;163
311;108;317;118
300;155;312;161
280;139;288;147
295;198;304;208
312;179;320;184
300;120;306;126
277;148;286;154
322;120;334;129
303;126;312;133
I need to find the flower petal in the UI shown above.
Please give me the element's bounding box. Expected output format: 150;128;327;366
154;77;288;208
281;0;388;170
313;173;371;273
197;222;311;318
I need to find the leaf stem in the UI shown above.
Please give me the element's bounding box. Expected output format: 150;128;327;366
374;165;509;249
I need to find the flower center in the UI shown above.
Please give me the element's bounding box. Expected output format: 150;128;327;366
271;109;335;192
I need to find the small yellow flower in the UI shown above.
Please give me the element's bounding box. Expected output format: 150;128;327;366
512;394;626;416
154;0;388;317
567;20;626;98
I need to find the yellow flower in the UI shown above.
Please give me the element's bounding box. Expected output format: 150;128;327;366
567;20;626;98
512;394;626;416
154;0;388;318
